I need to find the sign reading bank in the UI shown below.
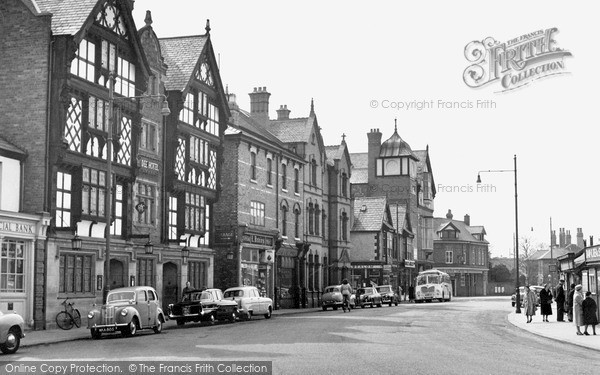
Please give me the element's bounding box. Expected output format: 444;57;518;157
463;28;572;92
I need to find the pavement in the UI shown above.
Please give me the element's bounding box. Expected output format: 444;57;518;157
20;304;600;352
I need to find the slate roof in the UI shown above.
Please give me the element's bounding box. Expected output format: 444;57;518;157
36;0;99;35
352;196;388;232
389;203;411;234
350;169;368;184
159;35;208;92
434;217;489;244
528;244;582;260
268;117;313;143
0;135;27;160
228;108;285;147
413;150;428;173
350;152;368;169
325;145;342;162
379;128;417;159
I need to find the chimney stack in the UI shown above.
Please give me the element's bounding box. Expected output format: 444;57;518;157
590;236;594;247
464;214;470;226
446;209;453;219
276;105;291;120
367;128;382;185
566;230;572;245
551;230;557;248
559;228;565;248
577;228;584;249
249;86;271;125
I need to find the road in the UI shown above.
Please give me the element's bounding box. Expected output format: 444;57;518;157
8;297;600;374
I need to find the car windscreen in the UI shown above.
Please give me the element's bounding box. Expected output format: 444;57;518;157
107;291;135;302
199;291;213;301
224;290;243;298
377;286;391;293
326;287;340;293
360;289;373;295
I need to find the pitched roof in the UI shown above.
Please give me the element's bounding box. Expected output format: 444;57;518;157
268;117;313;143
350;152;368;169
0;135;28;160
413;150;428;172
528;244;582;260
350;169;368;184
36;0;98;35
379;127;417;159
159;35;208;92
433;217;489;244
352;196;388;231
228;108;285;147
389;203;412;234
325;145;342;162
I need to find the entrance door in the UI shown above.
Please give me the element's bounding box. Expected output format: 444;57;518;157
451;279;457;297
110;259;126;290
162;262;178;311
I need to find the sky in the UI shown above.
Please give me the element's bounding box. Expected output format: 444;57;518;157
132;0;599;258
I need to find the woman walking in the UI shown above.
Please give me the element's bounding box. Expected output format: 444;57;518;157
539;283;553;322
582;291;598;335
524;285;537;323
573;284;585;335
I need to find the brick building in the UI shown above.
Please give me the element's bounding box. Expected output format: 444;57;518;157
433;210;489;296
0;0;228;328
350;124;435;293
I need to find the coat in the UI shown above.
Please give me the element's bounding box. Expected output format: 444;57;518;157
573;291;585;326
582;296;598;325
539;288;553;315
554;284;565;305
524;289;537;316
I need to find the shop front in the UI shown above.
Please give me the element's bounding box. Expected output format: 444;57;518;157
239;232;276;300
576;245;600;320
275;243;298;309
350;262;392;288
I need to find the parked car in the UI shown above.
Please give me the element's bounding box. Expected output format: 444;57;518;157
375;285;399;306
223;286;273;319
321;285;356;311
87;286;165;339
355;287;383;308
168;288;239;326
511;285;543;307
0;310;25;354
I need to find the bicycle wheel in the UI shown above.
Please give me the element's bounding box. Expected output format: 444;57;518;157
72;309;81;328
56;312;74;330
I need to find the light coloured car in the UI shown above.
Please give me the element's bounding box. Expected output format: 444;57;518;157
321;285;355;311
511;285;543;307
223;286;273;319
356;287;383;308
87;286;166;339
376;285;400;306
0;310;25;354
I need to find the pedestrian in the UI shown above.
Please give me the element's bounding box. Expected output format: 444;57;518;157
582;291;598;335
539;283;553;322
182;281;193;299
340;279;353;313
566;283;575;322
523;285;537;323
554;280;566;322
573;284;585;335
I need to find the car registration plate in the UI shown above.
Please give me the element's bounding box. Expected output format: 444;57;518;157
98;327;116;333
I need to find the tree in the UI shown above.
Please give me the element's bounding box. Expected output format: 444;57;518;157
489;264;511;282
519;235;546;285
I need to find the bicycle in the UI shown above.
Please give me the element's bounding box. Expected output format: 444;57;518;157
56;298;81;330
342;294;351;313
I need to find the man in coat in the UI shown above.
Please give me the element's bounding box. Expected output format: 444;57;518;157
566;283;576;322
554;279;566;322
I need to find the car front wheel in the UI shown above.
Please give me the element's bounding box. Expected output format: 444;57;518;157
0;328;20;354
153;317;163;334
123;318;138;337
264;306;272;319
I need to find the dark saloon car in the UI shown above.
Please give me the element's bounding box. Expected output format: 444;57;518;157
168;289;238;326
87;286;165;339
355;287;383;308
375;285;400;306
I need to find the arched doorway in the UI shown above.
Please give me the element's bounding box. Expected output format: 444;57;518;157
162;262;178;311
110;259;126;289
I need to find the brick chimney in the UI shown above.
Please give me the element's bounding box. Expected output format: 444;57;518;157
551;230;557;248
249;86;271;125
565;230;571;245
464;214;470;226
276;105;290;120
590;236;594;247
446;209;453;219
559;228;565;248
577;228;584;248
367;128;382;186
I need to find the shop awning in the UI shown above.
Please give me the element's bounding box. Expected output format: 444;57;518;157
276;244;298;258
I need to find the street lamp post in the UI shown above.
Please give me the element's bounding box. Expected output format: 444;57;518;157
477;155;520;313
104;72;170;303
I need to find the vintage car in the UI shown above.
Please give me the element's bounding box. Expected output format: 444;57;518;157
376;285;400;306
511;285;543;307
321;285;355;311
355;287;383;308
223;286;273;319
0;310;25;354
87;286;165;339
168;288;239;326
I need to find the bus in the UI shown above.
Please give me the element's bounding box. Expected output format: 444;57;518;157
415;269;452;303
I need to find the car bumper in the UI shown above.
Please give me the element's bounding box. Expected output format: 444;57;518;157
88;323;129;332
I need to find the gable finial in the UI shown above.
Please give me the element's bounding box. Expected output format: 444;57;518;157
341;133;346;143
144;10;153;27
205;19;211;34
310;98;315;116
394;118;397;133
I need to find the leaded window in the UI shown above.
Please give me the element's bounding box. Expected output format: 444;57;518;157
250;201;265;226
111;183;123;236
115;57;135;97
96;0;127;37
116;116;132;166
65;97;83;152
1;240;25;293
137;258;154;288
198;205;211;246
188;261;207;289
195;57;214;86
59;253;93;294
56;171;72;228
136;183;155;225
70;39;95;82
208;149;216;189
82;167;106;217
185;192;205;232
168;196;178;240
190;136;208;165
140;121;157;152
180;93;194;125
175;138;186;180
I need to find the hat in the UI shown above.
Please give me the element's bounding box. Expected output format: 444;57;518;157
575;284;583;291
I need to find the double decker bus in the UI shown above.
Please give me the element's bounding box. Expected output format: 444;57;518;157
415;269;452;303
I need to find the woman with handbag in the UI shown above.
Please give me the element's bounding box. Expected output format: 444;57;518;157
539;283;553;322
524;285;537;323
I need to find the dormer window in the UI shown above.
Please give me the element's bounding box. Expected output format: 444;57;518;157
440;230;458;239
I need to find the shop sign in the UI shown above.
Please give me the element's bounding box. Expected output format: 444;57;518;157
383;265;392;272
352;264;383;269
242;234;273;247
138;156;160;174
214;229;235;244
586;245;600;261
0;220;34;234
404;260;416;268
368;270;381;278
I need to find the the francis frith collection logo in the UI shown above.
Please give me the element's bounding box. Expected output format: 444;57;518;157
463;27;572;92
